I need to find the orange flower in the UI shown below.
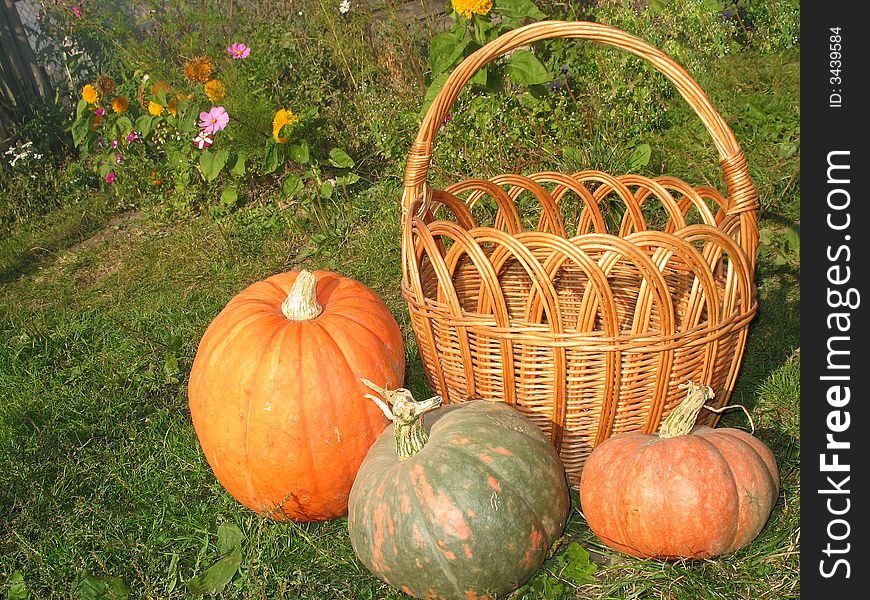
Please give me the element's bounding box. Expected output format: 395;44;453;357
96;75;117;94
82;84;99;104
204;79;226;102
148;101;164;116
150;80;172;97
450;0;492;18
184;57;213;83
111;96;129;113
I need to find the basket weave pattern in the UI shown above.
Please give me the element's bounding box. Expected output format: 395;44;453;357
400;22;758;486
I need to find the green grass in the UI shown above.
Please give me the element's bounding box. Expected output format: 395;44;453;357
1;12;799;600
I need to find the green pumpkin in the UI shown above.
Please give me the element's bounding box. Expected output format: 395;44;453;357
348;381;570;600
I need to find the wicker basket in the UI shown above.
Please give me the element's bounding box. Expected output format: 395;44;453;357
400;21;758;486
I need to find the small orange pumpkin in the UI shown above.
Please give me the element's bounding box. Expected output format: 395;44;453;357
188;269;406;521
579;383;779;559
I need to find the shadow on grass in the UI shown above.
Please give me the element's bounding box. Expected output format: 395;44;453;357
0;200;114;285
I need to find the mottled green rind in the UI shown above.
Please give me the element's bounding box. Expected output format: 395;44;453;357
348;401;571;600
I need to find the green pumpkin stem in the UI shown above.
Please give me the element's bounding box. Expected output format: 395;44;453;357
361;378;442;460
281;270;323;321
658;382;715;438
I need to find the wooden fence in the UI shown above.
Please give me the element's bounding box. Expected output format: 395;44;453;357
0;0;53;141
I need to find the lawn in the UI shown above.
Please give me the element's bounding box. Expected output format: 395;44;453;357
1;1;799;598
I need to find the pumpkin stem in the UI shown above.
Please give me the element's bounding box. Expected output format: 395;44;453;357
658;382;715;438
281;270;322;321
361;378;442;460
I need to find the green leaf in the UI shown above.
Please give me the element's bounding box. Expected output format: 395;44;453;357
519;90;551;113
263;140;282;174
167;149;190;172
178;101;199;133
134;115;155;138
430;30;469;77
328;148;355;169
299;106;319;121
496;0;547;20
71;118;91;148
783;224;801;251
470;67;488;87
72;573;130;600
505;50;551;86
556;542;598;584
199;149;230;182
281;175;304;198
336;172;360;187
187;547;242;596
420;73;449;117
778;142;798;159
76;99;89;119
6;571;28;600
165;553;179;596
230;152;247;177
320;180;334;199
627;143;652;171
289;141;310;164
163;352;179;383
219;187;239;209
114;116;133;138
217;523;245;554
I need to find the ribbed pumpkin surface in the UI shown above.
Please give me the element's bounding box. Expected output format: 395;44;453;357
580;425;779;559
348;401;570;599
188;270;405;521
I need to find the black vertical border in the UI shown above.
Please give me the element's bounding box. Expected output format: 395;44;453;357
801;3;869;595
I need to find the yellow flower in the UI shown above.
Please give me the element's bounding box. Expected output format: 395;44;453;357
451;0;492;18
148;101;164;116
204;79;226;102
111;96;129;113
184;57;213;83
272;108;299;143
82;84;99;104
96;75;116;95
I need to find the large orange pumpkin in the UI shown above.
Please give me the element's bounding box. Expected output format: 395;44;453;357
579;383;779;559
188;269;406;521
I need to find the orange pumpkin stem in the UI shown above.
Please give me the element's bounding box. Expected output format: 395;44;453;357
361;379;442;460
281;270;323;321
658;382;715;438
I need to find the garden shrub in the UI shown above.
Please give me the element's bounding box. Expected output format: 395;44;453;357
3;0;799;231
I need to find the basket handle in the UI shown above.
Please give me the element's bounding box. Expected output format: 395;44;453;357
403;20;757;226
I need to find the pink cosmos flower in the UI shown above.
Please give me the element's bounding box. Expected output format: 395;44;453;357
227;43;251;60
72;2;83;18
105;171;116;183
192;131;214;149
198;106;229;134
110;139;118;149
115;153;122;164
95;106;105;117
126;131;139;142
